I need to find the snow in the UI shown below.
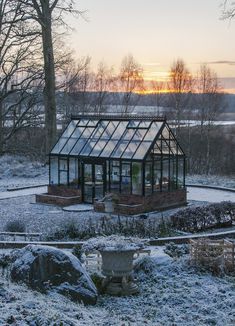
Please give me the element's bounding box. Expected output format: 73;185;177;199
0;155;234;324
187;186;235;202
186;174;235;189
0;155;48;192
0;248;234;325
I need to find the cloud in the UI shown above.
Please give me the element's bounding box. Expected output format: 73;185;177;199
204;60;235;66
143;62;161;66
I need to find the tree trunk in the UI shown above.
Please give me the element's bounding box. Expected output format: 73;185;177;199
41;4;57;154
0;100;3;154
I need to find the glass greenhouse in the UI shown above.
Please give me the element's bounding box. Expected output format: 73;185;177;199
49;115;186;206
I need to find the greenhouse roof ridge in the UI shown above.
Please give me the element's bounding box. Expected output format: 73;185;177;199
70;114;166;121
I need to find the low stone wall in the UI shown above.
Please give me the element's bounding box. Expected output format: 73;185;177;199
36;185;82;206
94;188;187;215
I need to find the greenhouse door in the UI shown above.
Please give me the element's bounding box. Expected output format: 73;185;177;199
83;163;104;203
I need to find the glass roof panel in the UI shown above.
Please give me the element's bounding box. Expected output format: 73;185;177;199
111;121;129;139
90;140;109;156
61;120;79;138
78;119;89;126
144;121;163;141
122;141;141;159
60;138;78;155
132;129;147;141
50;118;184;160
87;120;99;127
51;137;68;154
70;139;86;155
72;127;85;138
122;128;136;140
99;140;119;158
111;140;129;158
138;121;152;128
80;140;97;156
127;120;140;128
100;121;119;140
133;141;152;160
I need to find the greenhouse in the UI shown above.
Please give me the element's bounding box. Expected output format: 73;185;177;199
38;115;187;214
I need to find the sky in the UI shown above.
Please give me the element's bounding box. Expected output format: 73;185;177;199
67;0;235;93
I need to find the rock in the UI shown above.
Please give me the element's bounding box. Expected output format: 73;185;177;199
10;245;97;305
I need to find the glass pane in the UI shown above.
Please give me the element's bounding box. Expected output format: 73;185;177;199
178;158;184;188
127;120;140;128
162;126;170;140
87;120;99;126
51;137;68;154
91;123;107;140
111;140;129;158
101;121;119;139
59;158;68;170
59;171;68;185
100;140;119;157
72;127;85;138
111;121;129;140
169;140;178;155
144;121;163;141
132;162;142;195
110;161;120;193
60;138;78;155
94;165;104;200
78;119;89;126
90;140;109;156
138;121;151;128
49;157;58;185
69;158;79;187
153;160;161;192
70;139;86;155
122;141;140;159
122;128;136;140
145;162;152;195
80;140;97;156
84;164;92;203
162;158;169;191
132;129;147;141
121;162;131;194
81;128;95;138
133;141;152;160
61;120;79;138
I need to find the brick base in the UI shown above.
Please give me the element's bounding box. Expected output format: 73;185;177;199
36;185;82;206
94;189;187;215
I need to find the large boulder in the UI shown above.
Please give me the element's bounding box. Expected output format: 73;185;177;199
10;245;97;305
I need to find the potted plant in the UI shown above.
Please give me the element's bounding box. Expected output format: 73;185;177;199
82;236;147;295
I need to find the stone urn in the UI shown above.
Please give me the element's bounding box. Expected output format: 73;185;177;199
99;249;139;296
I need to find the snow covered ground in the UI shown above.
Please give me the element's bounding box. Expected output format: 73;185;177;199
0;248;234;325
0;156;235;325
0;155;48;192
187;186;235;203
186;174;235;189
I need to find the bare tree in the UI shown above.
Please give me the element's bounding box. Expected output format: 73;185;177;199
195;64;225;174
151;80;166;114
167;59;193;136
119;54;144;114
92;61;115;114
18;0;82;153
221;0;235;19
0;0;43;153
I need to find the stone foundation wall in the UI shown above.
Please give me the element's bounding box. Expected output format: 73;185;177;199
36;185;82;206
94;188;187;215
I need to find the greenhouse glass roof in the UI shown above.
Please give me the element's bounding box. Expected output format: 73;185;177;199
50;115;182;160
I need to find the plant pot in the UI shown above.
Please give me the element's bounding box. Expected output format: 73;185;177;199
99;249;139;295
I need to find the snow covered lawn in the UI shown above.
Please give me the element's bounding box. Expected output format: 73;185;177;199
187;187;235;203
0;248;234;325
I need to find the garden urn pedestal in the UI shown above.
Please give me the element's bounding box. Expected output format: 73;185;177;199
99;249;139;296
